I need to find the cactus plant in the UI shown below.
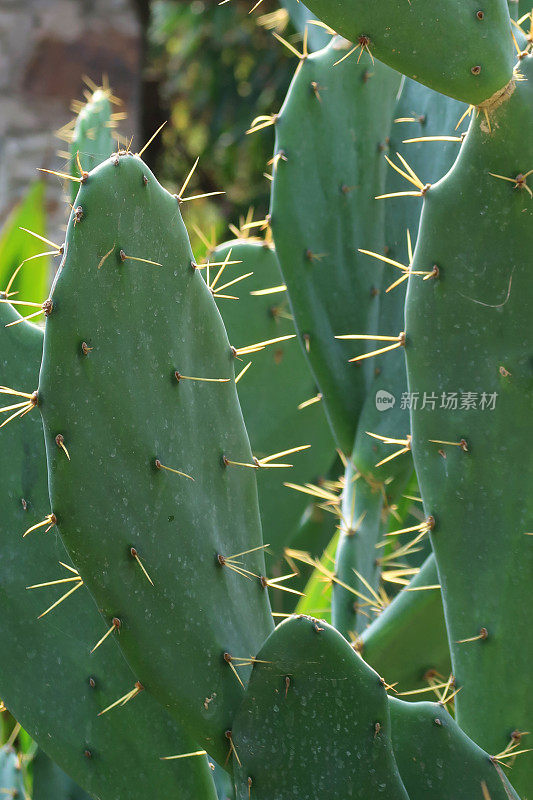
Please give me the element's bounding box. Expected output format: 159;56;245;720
302;0;514;104
0;745;26;800
231;616;410;799
405;53;533;796
65;82;120;200
32;751;91;800
270;36;400;453
37;152;275;765
1;6;531;798
390;698;520;799
209;237;334;558
0;300;217;798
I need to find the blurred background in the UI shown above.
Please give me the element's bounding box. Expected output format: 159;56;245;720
0;0;297;253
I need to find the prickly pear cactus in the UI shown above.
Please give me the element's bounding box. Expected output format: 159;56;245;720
2;5;531;796
280;0;330;51
270;36;401;453
405;55;533;795
0;745;26;800
0;301;217;799
209;238;334;558
390;698;520;799
37;153;274;764
330;74;465;639
231;616;410;799
360;555;450;695
331;252;414;637
209;761;235;800
32;750;91;800
67;84;118;198
303;0;515;104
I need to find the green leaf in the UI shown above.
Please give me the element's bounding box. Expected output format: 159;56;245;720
294;528;338;623
0;182;50;304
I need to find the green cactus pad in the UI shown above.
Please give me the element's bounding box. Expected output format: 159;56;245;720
0;302;217;799
33;750;91;800
355;72;468;474
232;616;409;799
332;75;469;638
69;86;116;199
281;0;331;51
390;698;520;799
303;0;514;105
38;153;274;764
210;238;334;558
384;79;467;270
210;761;235;800
331;276;415;638
332;464;387;637
348;71;467;474
0;746;26;800
405;55;533;796
271;37;401;454
361;555;450;695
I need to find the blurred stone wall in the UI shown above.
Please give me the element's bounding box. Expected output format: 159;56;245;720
0;0;142;237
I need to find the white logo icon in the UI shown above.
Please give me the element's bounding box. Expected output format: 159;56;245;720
375;390;396;411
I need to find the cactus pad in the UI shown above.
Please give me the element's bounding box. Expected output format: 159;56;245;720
38;153;273;763
232;616;409;798
303;0;514;105
0;302;217;799
405;54;533;796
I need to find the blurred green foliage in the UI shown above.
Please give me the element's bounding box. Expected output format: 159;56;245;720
0;182;50;305
148;0;295;235
294;527;338;624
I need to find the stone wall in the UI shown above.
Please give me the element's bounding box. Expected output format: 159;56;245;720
0;0;142;237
